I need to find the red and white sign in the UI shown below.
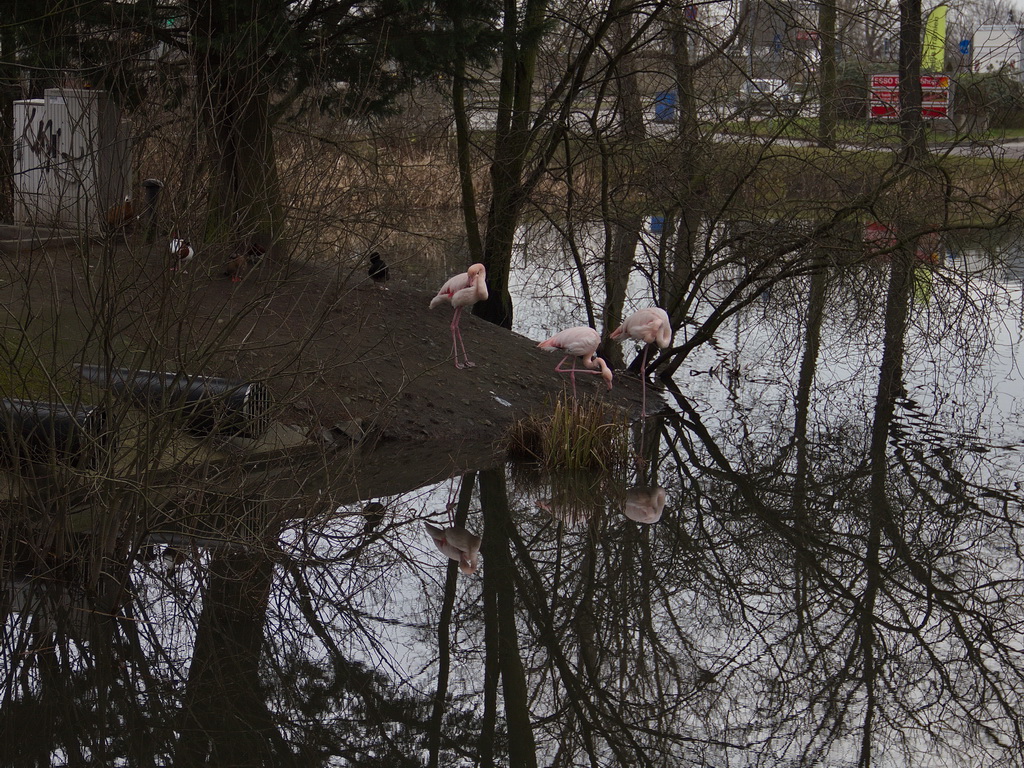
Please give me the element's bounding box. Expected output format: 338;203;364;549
869;74;951;120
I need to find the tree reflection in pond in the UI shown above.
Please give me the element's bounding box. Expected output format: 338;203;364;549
4;346;1024;765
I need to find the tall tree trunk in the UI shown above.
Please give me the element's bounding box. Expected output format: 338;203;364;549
651;10;704;381
600;12;645;367
474;0;549;328
665;13;702;316
0;21;16;223
601;222;639;367
192;0;284;252
452;59;484;263
898;0;926;159
466;0;636;331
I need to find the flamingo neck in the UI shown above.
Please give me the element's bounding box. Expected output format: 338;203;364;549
581;354;614;389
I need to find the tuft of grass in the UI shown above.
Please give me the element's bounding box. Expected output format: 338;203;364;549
504;392;631;473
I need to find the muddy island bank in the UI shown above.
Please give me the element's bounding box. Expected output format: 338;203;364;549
0;242;658;501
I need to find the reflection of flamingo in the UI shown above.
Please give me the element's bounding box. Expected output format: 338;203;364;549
610;308;672;417
424;523;481;574
623;487;667;523
537;326;613;398
430;264;488;369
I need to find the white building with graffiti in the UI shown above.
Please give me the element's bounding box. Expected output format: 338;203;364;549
12;89;132;233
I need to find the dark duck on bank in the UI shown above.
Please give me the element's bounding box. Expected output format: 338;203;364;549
368;251;389;289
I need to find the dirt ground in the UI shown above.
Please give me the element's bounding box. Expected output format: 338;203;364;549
1;237;653;497
207;253;652;444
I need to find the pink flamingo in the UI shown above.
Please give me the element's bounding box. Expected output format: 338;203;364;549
424;522;481;574
537;326;613;398
429;263;488;369
623;486;667;524
610;307;672;417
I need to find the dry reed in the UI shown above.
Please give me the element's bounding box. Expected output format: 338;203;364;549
504;392;631;473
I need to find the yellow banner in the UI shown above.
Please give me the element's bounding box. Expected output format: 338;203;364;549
923;4;948;72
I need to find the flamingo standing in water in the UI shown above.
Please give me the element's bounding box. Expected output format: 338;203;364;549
610;307;672;417
424;522;481;574
429;263;488;369
537;326;613;398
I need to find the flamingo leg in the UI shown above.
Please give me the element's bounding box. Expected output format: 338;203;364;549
455;322;475;368
639;345;650;418
553;356;579;399
554;355;607;400
450;307;464;368
449;307;476;369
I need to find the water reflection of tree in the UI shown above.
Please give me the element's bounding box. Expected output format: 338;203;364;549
662;342;1024;768
4;381;1024;767
494;466;712;764
175;549;281;765
272;504;468;766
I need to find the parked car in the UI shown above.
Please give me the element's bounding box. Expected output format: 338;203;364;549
734;79;800;116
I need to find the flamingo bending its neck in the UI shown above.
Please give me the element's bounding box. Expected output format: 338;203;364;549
610;307;672;417
424;522;481;574
429;263;488;369
537;326;613;398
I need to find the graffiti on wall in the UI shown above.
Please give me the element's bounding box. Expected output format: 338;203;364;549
13;90;131;230
18;104;89;170
21;106;60;169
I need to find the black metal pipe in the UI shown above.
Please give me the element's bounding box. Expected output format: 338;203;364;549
0;399;111;468
79;366;271;439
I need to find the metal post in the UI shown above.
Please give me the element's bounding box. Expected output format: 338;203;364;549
141;178;164;244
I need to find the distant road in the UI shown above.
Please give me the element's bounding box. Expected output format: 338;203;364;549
945;140;1024;160
466;105;1024;160
709;128;1024;161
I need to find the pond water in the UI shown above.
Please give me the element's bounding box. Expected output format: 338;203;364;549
4;225;1024;767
